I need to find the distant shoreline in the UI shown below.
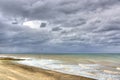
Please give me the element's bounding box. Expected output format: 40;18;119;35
0;53;120;55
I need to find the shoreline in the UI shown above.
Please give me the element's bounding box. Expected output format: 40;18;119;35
0;60;95;80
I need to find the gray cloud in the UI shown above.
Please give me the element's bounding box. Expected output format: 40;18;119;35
0;0;120;53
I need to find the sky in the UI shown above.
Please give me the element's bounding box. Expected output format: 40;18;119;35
0;0;120;53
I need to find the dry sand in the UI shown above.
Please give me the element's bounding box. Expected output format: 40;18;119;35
0;60;95;80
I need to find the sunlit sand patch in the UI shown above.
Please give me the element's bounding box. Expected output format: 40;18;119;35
7;76;18;80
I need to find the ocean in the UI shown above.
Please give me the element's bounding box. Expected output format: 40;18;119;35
1;53;120;80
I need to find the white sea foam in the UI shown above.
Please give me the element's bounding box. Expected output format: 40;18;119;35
17;59;120;80
116;67;120;70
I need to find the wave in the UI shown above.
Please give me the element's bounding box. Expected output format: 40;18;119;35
16;58;120;80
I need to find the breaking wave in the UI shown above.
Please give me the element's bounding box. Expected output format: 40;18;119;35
17;58;120;80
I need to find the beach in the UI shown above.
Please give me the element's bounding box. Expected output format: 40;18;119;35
0;60;94;80
0;54;120;80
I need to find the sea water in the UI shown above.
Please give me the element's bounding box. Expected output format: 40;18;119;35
1;53;120;80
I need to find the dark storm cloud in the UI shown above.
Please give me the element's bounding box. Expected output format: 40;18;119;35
0;0;120;53
52;27;62;31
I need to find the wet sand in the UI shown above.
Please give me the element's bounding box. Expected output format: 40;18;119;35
0;60;95;80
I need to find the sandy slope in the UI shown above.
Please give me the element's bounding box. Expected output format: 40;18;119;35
0;61;95;80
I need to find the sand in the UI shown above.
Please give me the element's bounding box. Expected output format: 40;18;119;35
0;60;95;80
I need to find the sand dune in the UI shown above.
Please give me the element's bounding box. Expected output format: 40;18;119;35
0;60;95;80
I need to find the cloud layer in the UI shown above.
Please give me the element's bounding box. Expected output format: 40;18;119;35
0;0;120;53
